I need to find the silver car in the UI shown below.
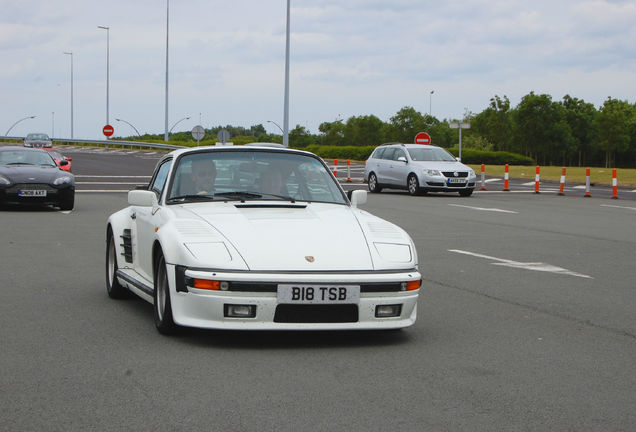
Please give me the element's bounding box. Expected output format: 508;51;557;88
364;143;476;196
23;133;52;148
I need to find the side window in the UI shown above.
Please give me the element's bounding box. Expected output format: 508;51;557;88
381;148;396;160
372;147;385;159
150;160;171;197
393;149;406;161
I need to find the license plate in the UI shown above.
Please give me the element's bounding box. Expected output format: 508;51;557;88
18;190;47;197
447;178;465;184
277;284;360;304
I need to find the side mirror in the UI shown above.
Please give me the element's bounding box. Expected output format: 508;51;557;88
128;189;157;207
456;157;461;162
66;157;72;162
350;189;367;208
397;156;407;163
59;160;69;166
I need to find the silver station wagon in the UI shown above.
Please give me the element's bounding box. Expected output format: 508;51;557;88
364;143;476;196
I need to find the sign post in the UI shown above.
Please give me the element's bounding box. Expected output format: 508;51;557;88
448;122;470;161
102;124;114;137
414;132;431;145
191;125;205;146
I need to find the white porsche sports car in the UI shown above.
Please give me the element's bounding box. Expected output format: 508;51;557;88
106;145;421;334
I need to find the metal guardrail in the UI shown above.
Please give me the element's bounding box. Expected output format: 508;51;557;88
0;136;186;151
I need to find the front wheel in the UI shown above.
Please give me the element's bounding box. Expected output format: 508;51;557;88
154;253;177;335
59;193;74;211
368;173;382;193
407;174;421;196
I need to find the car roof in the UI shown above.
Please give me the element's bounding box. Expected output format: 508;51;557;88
164;144;316;160
0;146;49;152
377;143;443;150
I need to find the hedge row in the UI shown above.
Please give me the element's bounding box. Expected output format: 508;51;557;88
446;148;535;165
299;144;535;165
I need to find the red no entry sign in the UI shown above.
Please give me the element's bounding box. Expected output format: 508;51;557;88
103;124;114;137
414;132;431;144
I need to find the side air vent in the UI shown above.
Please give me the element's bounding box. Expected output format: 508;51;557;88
120;229;133;263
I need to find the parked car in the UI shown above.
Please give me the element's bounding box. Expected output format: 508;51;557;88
106;145;421;334
364;143;476;196
0;146;75;210
23;133;53;148
44;148;72;172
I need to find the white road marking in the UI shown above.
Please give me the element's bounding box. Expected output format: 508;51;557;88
601;204;636;211
485;178;501;183
76;181;144;185
572;185;586;189
521;181;536;186
76;189;129;193
74;175;151;178
448;249;593;279
60;210;72;214
448;204;518;214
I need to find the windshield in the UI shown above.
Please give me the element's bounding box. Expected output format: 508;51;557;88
0;150;57;166
167;150;347;204
26;134;49;140
407;146;456;162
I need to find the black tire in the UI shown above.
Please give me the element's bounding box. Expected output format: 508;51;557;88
106;230;129;299
59;193;74;211
154;253;177;335
459;189;473;197
368;173;382;193
407;174;421;196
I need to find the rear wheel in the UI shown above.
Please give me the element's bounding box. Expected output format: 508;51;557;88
368;173;382;193
154;253;177;335
407;174;420;196
106;230;128;299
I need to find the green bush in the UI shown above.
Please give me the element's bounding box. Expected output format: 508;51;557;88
447;147;535;165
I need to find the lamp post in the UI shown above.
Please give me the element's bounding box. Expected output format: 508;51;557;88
115;118;141;137
164;0;169;141
429;90;434;117
52;112;55;137
169;116;190;135
63;51;74;138
267;120;284;134
283;0;290;147
97;26;110;133
5;115;36;136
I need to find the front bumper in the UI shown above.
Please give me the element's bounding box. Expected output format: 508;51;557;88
421;175;476;192
167;265;421;330
0;184;74;206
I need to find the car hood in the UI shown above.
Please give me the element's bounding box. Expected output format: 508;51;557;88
0;165;65;183
412;160;472;172
176;202;410;271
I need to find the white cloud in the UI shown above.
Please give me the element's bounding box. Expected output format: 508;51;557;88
0;0;634;138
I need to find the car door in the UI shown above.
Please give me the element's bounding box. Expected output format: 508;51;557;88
376;147;395;184
134;158;171;283
385;148;408;186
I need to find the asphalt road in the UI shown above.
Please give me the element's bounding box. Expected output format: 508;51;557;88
1;148;635;431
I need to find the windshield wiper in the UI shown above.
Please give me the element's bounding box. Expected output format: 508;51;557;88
259;192;296;203
166;194;215;203
214;191;263;202
6;162;33;165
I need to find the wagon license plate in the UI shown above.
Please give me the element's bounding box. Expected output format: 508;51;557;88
447;178;465;184
18;189;47;197
277;284;360;304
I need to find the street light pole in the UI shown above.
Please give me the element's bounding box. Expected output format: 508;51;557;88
164;0;169;141
169;116;190;135
283;0;290;147
63;52;73;138
267;120;284;134
115;118;142;137
98;26;110;131
5;116;36;136
52;112;55;137
429;90;434;117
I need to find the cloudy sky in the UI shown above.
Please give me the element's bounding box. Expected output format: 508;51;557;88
1;0;635;140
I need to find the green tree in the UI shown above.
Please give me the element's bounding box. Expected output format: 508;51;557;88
289;125;314;148
560;95;599;166
597;97;633;167
318;120;346;146
387;106;437;143
343;114;386;146
514;92;573;164
472;95;513;152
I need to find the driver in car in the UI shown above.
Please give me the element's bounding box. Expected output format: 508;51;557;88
191;157;217;195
